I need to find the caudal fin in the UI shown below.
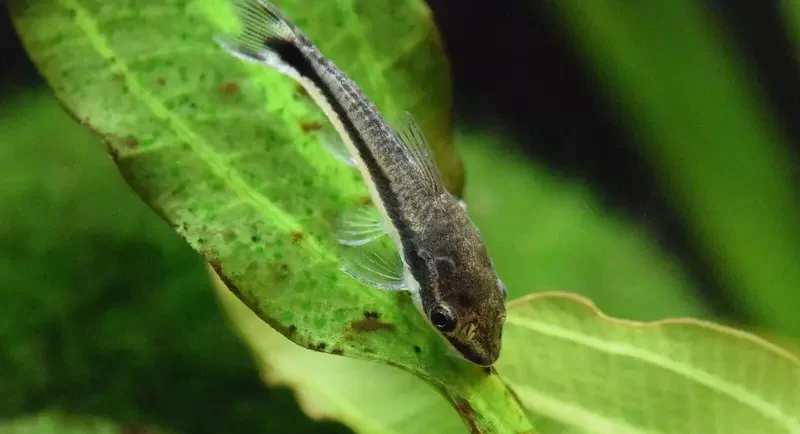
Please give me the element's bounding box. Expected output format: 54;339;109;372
214;0;300;73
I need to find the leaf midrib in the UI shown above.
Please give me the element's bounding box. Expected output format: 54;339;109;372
506;313;799;431
508;384;657;434
66;0;335;262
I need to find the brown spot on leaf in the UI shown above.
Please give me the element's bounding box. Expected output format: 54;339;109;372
207;257;222;270
209;260;239;296
453;398;479;434
299;120;322;132
331;348;344;355
295;83;310;98
290;231;303;243
220;80;240;95
124;136;139;149
271;322;297;338
308;342;327;351
350;318;395;333
155;77;166;86
359;196;373;206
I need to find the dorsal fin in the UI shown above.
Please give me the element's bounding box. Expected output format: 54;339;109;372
395;112;443;193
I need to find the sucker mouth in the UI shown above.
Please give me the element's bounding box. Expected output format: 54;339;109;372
446;336;496;367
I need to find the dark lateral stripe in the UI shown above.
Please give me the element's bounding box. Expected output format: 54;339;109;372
267;40;429;286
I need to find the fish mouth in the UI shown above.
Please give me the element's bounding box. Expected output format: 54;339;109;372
446;336;499;367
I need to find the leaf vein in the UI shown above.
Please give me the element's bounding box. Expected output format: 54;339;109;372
66;0;335;261
506;314;800;431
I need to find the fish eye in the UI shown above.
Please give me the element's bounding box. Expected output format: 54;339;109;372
429;304;457;333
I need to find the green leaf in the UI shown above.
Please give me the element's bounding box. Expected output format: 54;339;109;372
203;122;712;434
9;0;527;432
0;412;170;434
498;292;800;434
212;268;468;434
549;0;800;336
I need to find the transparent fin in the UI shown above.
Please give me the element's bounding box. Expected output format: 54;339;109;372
395;112;443;193
321;126;357;168
214;0;298;75
339;239;407;291
336;205;386;246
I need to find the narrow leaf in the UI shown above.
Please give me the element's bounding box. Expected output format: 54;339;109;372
550;0;800;336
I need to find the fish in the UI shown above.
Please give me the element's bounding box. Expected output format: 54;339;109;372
216;0;507;366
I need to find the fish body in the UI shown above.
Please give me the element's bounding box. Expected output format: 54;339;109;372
217;0;506;366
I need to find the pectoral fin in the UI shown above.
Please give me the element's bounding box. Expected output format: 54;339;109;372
339;238;407;291
320;126;357;168
335;205;387;246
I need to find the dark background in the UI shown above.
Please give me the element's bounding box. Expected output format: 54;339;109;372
426;0;800;322
2;0;799;432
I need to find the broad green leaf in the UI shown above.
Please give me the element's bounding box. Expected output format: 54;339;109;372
9;0;528;432
549;0;800;336
212;268;467;434
0;412;169;434
498;292;800;434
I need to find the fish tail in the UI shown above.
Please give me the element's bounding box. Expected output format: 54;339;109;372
215;0;306;75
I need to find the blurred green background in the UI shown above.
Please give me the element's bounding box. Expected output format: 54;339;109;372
2;0;799;432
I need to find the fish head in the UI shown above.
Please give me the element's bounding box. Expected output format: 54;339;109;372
418;220;507;366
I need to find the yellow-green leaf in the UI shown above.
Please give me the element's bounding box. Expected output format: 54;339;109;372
8;0;526;432
212;268;468;434
498;292;800;434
